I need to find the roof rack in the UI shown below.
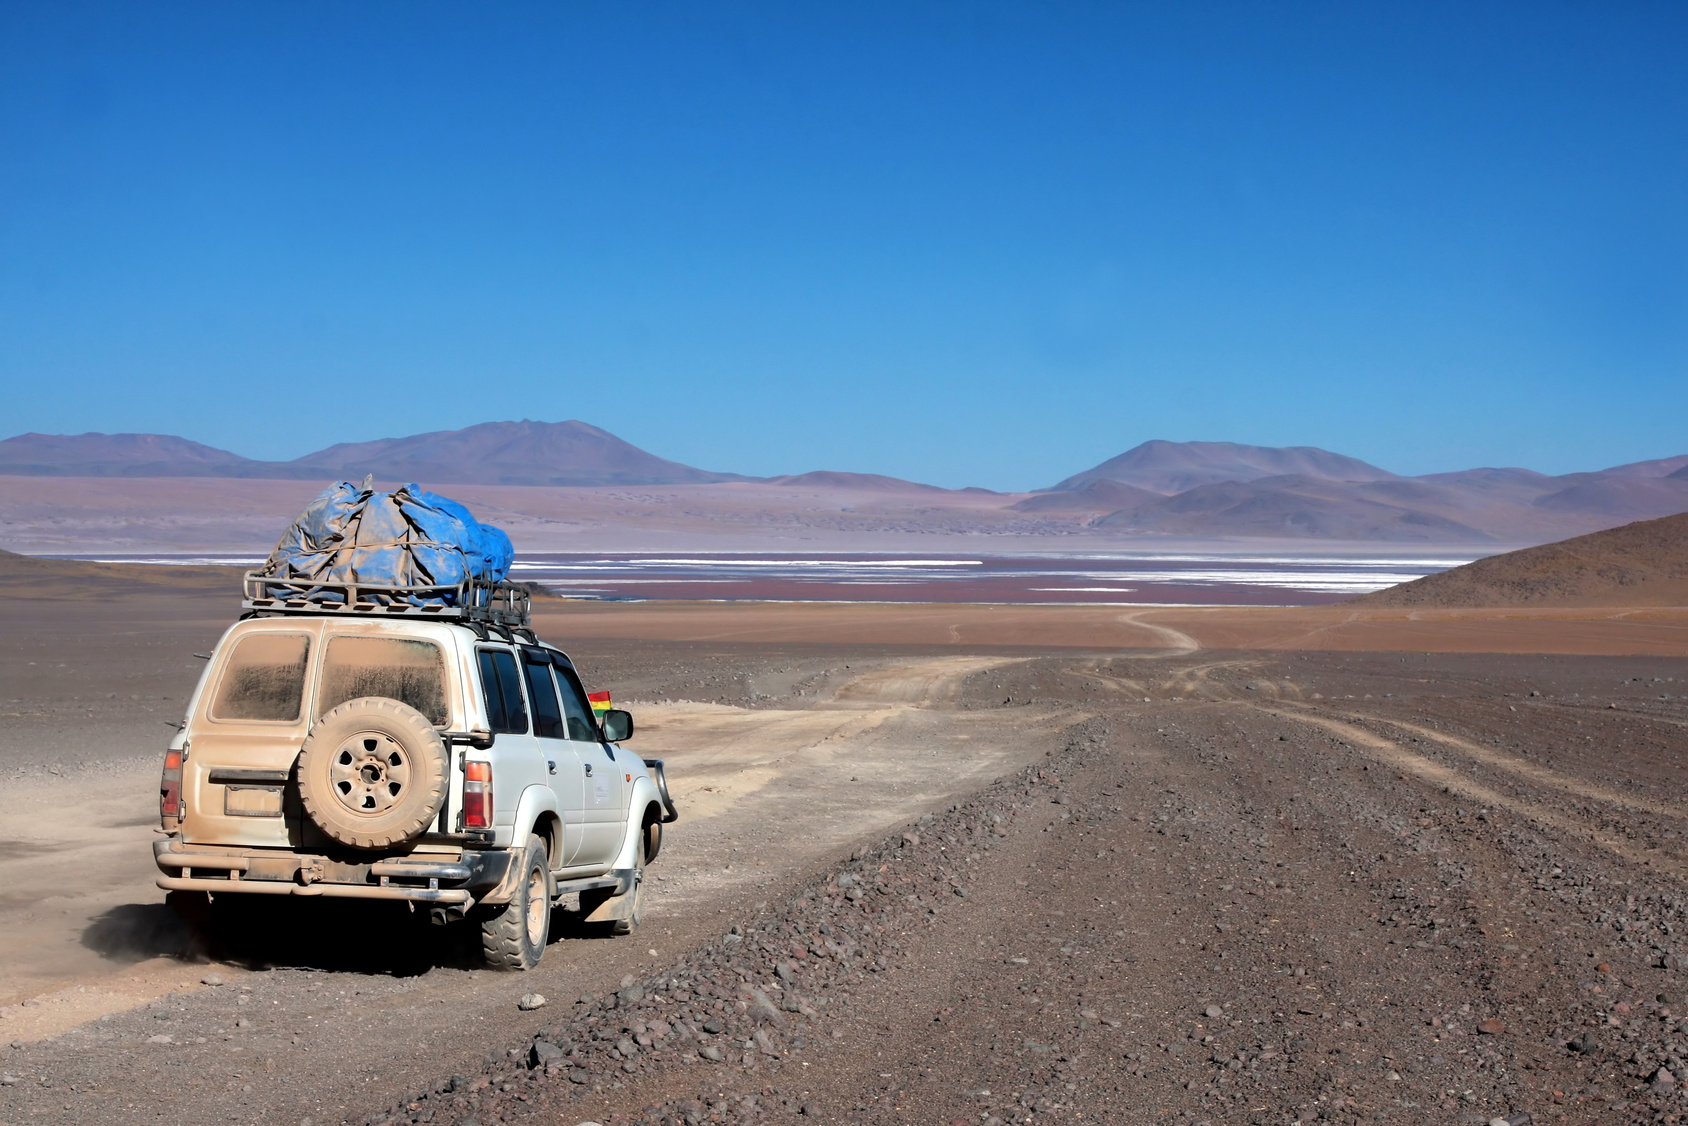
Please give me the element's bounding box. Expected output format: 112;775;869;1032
241;570;531;627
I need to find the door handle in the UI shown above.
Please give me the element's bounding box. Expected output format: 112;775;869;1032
547;760;557;775
583;762;593;776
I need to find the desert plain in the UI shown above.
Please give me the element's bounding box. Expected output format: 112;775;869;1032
1;554;1687;1126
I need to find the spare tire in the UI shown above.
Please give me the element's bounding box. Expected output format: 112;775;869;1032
296;697;448;850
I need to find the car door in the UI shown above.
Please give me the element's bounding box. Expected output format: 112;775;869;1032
475;647;545;842
553;662;627;866
519;647;588;865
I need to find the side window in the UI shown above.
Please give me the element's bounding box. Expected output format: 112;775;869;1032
476;649;529;735
211;634;310;722
521;649;565;739
553;665;601;743
317;636;447;725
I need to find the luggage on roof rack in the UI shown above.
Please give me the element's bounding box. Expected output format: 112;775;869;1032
243;480;526;623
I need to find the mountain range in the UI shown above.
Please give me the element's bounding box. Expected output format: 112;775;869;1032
2;422;1686;544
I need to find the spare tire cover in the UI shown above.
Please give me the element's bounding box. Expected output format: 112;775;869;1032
296;697;449;850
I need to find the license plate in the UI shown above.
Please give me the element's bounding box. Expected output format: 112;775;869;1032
224;785;283;818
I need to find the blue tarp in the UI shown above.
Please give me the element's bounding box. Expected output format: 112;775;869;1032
261;481;513;604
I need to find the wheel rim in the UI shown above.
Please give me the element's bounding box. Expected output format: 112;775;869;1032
524;864;547;947
328;730;412;817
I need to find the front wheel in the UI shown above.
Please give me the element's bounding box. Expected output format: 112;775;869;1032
479;836;550;971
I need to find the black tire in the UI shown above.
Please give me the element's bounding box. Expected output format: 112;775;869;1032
480;836;550;971
296;698;448;850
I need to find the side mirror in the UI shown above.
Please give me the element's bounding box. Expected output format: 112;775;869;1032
601;709;634;743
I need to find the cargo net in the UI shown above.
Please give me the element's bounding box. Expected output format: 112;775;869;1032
244;481;526;624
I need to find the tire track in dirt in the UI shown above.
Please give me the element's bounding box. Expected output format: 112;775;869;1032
1258;703;1688;878
1115;610;1200;653
1334;710;1688;822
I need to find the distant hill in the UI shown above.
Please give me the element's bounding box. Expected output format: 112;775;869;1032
5;426;1687;545
1598;454;1688;478
1053;440;1399;494
291;420;747;487
1352;512;1688;607
1091;475;1493;542
1010;478;1161;513
0;420;745;487
766;471;947;492
0;432;265;477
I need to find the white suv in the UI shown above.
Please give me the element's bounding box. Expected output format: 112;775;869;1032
154;582;676;970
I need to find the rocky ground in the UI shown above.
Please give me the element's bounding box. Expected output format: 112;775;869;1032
2;638;1687;1126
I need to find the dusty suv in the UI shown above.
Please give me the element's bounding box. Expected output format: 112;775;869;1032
154;583;676;970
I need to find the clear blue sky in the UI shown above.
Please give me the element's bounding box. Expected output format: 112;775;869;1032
1;2;1683;490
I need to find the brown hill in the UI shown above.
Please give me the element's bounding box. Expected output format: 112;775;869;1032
1011;478;1161;513
289;420;747;487
765;471;947;492
1053;440;1399;494
1352;511;1688;608
1092;476;1491;542
0;421;746;487
0;432;263;477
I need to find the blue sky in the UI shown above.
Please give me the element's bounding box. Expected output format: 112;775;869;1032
1;2;1683;490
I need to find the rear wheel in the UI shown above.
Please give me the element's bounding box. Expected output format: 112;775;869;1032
479;836;550;971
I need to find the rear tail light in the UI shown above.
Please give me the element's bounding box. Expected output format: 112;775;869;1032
159;749;183;826
463;760;492;830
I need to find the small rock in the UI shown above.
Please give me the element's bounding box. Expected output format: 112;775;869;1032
902;833;920;848
699;1045;724;1062
953;886;968;897
616;984;644;1006
1080;1009;1099;1021
1476;1018;1506;1035
567;1068;590;1084
1654;1067;1676;1087
529;1041;565;1069
1203;1005;1224;1020
147;1034;173;1044
518;993;547;1011
1569;1032;1598;1054
702;1018;726;1034
1386;1070;1401;1081
776;962;797;984
201;973;224;987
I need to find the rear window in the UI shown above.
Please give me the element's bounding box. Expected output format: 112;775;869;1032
317;635;448;725
477;649;529;735
211;633;310;722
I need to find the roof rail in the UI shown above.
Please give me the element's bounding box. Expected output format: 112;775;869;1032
241;570;530;627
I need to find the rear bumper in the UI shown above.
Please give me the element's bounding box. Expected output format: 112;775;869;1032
153;838;512;905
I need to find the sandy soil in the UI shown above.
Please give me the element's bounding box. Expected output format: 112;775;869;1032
537;601;1688;656
2;576;1686;1126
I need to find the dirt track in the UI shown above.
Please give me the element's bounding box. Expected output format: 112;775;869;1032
2;591;1687;1126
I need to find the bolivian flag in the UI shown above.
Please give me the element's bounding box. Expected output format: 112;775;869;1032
588;691;612;718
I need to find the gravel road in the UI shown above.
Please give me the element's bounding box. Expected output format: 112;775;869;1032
3;631;1687;1126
